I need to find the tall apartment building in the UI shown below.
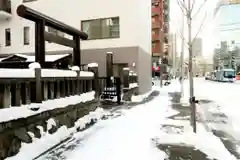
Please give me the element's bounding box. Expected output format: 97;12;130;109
214;0;240;46
151;0;169;63
0;0;152;93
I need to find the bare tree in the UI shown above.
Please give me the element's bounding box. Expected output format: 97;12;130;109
176;0;210;133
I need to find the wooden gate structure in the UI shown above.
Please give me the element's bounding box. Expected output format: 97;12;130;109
17;5;88;68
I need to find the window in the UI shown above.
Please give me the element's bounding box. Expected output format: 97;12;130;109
82;17;120;40
23;27;30;45
5;28;11;46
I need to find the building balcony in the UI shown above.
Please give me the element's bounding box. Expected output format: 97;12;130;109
152;33;160;41
152;52;161;57
0;0;12;21
152;43;163;56
152;31;164;41
152;21;161;29
152;7;160;16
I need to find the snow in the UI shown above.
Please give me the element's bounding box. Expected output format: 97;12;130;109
6;108;108;160
47;118;56;130
106;51;113;54
185;78;240;141
65;87;170;160
156;119;235;160
87;63;98;68
0;68;93;78
129;71;137;76
131;87;154;102
71;66;80;71
79;71;94;77
123;67;129;70
129;83;138;89
28;62;41;69
4;80;236;160
0;91;95;123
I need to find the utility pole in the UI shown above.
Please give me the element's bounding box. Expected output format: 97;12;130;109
187;0;197;133
180;0;185;96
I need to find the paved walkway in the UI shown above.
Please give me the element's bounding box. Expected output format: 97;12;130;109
156;92;213;160
159;92;238;160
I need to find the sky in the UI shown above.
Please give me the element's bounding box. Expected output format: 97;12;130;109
169;0;218;59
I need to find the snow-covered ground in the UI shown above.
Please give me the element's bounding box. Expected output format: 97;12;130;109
183;78;240;138
6;80;236;160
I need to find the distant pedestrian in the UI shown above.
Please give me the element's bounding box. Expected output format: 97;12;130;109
179;76;182;83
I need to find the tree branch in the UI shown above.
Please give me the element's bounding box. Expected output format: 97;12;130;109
192;13;207;44
192;0;208;19
177;0;188;16
191;0;196;12
176;27;189;48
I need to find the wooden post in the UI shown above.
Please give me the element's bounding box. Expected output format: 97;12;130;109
70;79;75;95
106;52;113;87
88;79;93;91
88;64;99;98
35;20;45;68
11;83;21;106
35;68;42;103
60;81;65;97
26;82;31;104
48;81;54;99
0;84;11;108
123;68;130;88
82;80;86;93
21;83;27;105
65;79;70;96
73;35;81;66
3;84;11;108
115;77;121;104
43;81;48;100
76;71;80;94
54;81;60;98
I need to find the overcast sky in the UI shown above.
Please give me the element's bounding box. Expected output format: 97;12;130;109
169;0;218;58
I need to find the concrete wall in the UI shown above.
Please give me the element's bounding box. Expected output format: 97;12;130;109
0;0;152;93
82;46;151;93
0;0;147;53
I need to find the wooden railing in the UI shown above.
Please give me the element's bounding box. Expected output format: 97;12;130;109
0;67;94;108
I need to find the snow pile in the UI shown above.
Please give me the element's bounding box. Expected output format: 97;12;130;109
131;88;154;102
74;108;105;130
79;71;94;77
71;66;80;71
0;91;95;123
47;118;56;130
0;67;93;78
156;120;235;160
28;62;41;69
65;89;171;160
6;107;108;160
6;126;72;160
88;62;98;68
129;83;138;89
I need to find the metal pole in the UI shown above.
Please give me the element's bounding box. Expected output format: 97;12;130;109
187;0;196;133
180;0;185;96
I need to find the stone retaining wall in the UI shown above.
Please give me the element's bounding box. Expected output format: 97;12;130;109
0;100;98;159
